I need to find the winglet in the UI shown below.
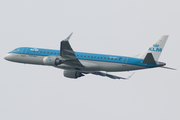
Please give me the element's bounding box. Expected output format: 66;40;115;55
161;66;176;70
65;33;73;41
126;72;135;80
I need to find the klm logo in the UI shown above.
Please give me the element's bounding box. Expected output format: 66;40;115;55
46;58;51;62
153;43;159;47
149;44;162;52
30;48;39;51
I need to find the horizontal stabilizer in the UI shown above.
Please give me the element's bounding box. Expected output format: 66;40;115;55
143;53;156;64
161;66;176;70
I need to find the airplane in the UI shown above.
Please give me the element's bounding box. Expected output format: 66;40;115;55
4;33;175;79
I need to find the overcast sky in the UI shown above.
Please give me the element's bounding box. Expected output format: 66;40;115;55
0;0;179;120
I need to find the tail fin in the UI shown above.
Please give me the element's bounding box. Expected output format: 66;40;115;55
137;35;169;61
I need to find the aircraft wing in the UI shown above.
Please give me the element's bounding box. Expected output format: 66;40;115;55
60;33;83;67
90;72;135;80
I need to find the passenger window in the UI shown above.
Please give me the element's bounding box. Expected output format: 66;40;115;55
98;57;99;59
77;55;79;57
94;56;96;58
111;58;113;60
51;52;53;54
37;51;38;53
104;57;106;59
47;52;49;54
40;51;42;53
58;53;60;55
44;52;46;53
88;56;89;58
54;53;56;54
91;56;93;58
101;57;102;59
84;56;86;57
81;55;82;57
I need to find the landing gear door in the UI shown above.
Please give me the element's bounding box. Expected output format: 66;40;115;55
21;47;28;56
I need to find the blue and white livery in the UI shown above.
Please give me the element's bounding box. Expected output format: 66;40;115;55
4;34;175;79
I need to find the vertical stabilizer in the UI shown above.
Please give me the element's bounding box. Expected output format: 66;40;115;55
138;35;168;61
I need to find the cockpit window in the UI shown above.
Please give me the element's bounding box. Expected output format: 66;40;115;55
13;49;17;51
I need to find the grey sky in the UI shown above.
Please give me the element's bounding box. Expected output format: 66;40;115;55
0;0;179;120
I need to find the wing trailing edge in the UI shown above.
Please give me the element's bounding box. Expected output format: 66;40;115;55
91;72;135;80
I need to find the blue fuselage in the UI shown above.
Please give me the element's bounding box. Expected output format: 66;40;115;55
4;47;158;72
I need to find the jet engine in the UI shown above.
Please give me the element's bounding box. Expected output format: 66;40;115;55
63;70;84;79
43;56;62;66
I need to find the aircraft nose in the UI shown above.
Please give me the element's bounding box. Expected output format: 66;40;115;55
4;54;8;60
4;54;10;60
4;53;16;62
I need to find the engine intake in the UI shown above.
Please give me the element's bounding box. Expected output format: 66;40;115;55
64;70;84;79
43;56;62;66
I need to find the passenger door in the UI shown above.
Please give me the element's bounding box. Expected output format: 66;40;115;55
122;57;129;66
21;47;28;57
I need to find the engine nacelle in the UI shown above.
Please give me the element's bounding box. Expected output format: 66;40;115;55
43;56;61;66
64;70;84;79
